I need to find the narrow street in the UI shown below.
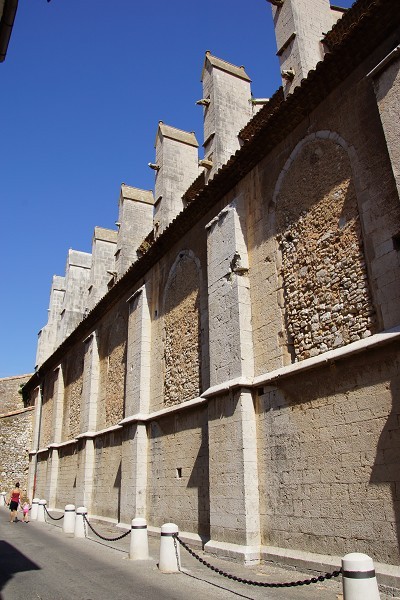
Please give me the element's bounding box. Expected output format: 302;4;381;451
0;509;342;600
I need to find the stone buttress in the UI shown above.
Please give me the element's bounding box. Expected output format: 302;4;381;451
269;0;344;94
115;184;154;278
36;275;65;368
152;122;199;236
200;52;252;180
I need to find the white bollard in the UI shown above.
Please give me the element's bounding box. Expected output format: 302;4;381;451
62;504;76;534
74;506;87;538
159;523;180;573
30;498;40;520
37;499;47;522
342;553;381;600
129;517;149;560
0;492;6;507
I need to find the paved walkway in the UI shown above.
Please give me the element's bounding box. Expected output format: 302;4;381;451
0;509;341;600
4;505;397;599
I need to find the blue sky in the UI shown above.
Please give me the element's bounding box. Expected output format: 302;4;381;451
0;0;354;378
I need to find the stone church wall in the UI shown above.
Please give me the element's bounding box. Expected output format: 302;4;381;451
147;407;209;537
164;252;202;406
21;3;400;576
256;341;400;564
62;345;85;441
56;445;78;508
149;227;209;415
41;369;58;448
91;430;122;520
248;60;400;376
97;304;128;430
35;451;49;499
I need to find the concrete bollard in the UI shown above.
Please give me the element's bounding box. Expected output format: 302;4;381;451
30;498;40;520
74;506;87;538
129;517;149;560
62;504;76;534
159;523;180;573
342;553;381;600
0;492;6;507
37;499;47;522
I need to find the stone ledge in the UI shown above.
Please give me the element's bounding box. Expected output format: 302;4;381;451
204;539;261;566
0;406;34;419
253;325;400;388
260;545;400;591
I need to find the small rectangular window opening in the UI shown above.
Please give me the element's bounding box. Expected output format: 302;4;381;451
176;468;182;479
392;233;400;251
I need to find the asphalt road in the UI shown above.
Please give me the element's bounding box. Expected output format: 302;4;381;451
0;509;343;600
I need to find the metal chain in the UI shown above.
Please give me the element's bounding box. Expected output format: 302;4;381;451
83;514;131;541
44;505;64;521
174;535;342;588
173;535;182;571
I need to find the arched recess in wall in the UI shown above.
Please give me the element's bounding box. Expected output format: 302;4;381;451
273;131;376;362
62;345;84;440
162;250;202;406
40;369;57;447
104;313;127;427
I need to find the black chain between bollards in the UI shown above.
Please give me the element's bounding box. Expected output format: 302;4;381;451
83;514;131;541
174;534;342;588
44;505;64;521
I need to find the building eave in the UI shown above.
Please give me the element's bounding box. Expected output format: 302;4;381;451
0;0;18;62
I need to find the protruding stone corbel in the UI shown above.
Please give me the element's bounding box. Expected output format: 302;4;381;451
282;68;295;81
266;0;284;7
196;98;210;106
199;159;213;170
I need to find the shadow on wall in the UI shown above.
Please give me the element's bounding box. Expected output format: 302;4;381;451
370;374;400;563
261;341;400;562
114;461;122;523
0;540;40;593
148;412;210;540
187;420;210;542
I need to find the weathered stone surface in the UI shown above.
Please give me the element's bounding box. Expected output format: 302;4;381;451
62;344;84;440
0;374;33;496
164;253;201;405
98;309;127;428
147;409;210;537
276;139;375;362
257;343;400;563
22;2;400;574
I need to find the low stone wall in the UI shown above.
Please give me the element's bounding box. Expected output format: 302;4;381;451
0;374;34;498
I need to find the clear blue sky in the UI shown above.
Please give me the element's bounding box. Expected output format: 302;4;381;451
0;0;354;378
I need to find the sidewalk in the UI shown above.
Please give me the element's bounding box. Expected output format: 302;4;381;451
5;506;400;600
46;511;344;600
80;516;400;600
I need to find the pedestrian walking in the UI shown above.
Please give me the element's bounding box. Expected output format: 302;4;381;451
22;499;30;522
8;482;21;523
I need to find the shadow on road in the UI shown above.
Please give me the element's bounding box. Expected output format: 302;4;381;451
0;539;40;596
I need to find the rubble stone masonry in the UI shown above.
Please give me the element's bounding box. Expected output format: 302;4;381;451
0;374;33;495
62;345;84;440
276;138;376;361
98;307;128;429
164;252;201;405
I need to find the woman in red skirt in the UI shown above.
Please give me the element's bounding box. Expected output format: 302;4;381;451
8;482;21;523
